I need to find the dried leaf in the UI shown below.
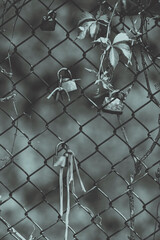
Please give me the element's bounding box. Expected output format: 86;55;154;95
74;156;86;192
59;168;64;216
65;169;70;240
109;47;119;69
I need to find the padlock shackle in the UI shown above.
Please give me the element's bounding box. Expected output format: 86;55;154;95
48;10;56;18
55;141;69;156
57;68;72;81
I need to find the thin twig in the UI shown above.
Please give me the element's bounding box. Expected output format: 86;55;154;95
139;15;160;108
98;2;118;77
140;114;160;163
117;115;135;240
0;216;26;240
0;93;16;102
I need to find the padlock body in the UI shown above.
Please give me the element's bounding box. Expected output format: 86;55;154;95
40;18;56;31
62;81;77;92
54;155;67;167
102;97;124;114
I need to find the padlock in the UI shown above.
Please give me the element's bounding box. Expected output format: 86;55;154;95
40;10;56;31
54;155;67;167
61;78;77;92
54;142;68;167
102;96;124;114
57;68;79;93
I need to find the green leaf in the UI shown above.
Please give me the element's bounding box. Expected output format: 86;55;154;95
109;47;119;69
77;11;108;40
77;21;94;39
115;43;132;64
77;11;97;39
89;22;98;38
99;14;108;23
94;37;111;50
113;33;130;45
78;11;95;26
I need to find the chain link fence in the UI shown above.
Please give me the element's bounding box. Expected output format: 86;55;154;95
0;0;160;239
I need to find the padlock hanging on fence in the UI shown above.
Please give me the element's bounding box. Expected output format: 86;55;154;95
54;142;86;215
54;142;86;240
40;10;56;31
102;84;134;114
47;68;80;101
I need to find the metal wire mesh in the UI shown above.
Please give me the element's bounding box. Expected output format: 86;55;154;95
0;0;160;240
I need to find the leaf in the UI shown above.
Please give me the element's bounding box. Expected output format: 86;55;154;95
94;37;107;44
77;11;107;40
77;21;94;39
85;68;97;73
89;22;98;38
113;33;130;44
94;37;111;50
109;47;119;69
77;11;96;39
98;14;108;23
115;43;132;64
78;11;95;26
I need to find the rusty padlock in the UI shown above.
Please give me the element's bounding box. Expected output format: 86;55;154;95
40;10;56;31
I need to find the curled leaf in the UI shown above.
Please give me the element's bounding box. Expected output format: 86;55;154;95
78;11;95;26
77;21;94;39
90;22;99;38
115;43;132;64
109;47;119;69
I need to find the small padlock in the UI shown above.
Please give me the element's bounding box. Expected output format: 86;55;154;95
54;155;67;167
61;78;77;92
54;142;68;167
58;68;79;93
40;10;56;31
102;96;124;114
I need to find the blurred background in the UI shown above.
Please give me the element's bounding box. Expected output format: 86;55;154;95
0;0;160;239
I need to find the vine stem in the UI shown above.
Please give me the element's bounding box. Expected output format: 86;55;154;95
117;115;135;240
97;2;118;79
0;216;26;240
140;49;160;108
139;114;160;163
139;14;160;108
